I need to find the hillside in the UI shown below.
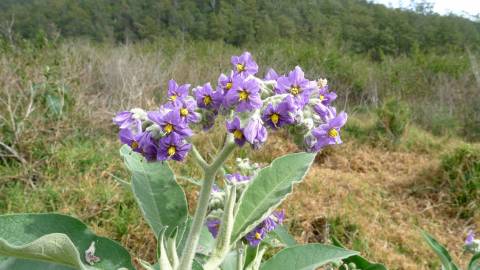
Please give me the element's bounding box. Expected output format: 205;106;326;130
0;0;479;55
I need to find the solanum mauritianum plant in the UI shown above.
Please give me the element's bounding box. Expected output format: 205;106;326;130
0;52;386;270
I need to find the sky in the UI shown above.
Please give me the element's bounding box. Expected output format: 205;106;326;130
370;0;480;17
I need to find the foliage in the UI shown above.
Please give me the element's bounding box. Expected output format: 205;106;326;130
0;213;134;269
331;237;387;270
374;99;411;144
441;144;480;218
0;0;479;55
421;230;480;270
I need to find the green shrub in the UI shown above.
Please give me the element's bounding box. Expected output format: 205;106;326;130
375;99;411;144
441;144;480;218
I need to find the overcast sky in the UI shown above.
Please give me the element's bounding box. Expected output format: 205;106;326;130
370;0;480;17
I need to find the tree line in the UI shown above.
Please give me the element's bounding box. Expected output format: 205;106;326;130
0;0;479;56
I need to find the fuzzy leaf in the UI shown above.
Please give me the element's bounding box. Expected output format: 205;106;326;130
270;225;297;247
331;236;387;270
260;244;358;270
120;145;188;236
421;230;459;270
0;213;134;270
231;152;315;242
0;233;85;270
469;253;480;270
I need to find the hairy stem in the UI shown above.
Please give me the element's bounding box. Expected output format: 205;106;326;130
190;142;209;170
178;134;236;270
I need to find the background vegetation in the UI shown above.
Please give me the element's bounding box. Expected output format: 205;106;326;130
0;0;479;269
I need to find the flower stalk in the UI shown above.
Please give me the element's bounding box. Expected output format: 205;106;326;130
178;134;236;270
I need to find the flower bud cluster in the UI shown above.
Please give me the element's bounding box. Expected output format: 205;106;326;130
113;52;347;162
465;230;480;254
205;169;284;247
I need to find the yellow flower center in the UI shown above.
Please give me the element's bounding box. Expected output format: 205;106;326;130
255;232;262;240
239;90;249;101
164;123;174;134
236;63;245;72
270;113;279;125
226;82;233;90
203;95;212;106
131;141;139;150
167;146;176;156
233;130;243;139
328;128;339;138
319;95;325;101
169;95;177;101
290;86;300;95
180;108;189;117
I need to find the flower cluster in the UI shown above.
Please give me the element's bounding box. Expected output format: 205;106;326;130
113;81;197;161
114;51;347;161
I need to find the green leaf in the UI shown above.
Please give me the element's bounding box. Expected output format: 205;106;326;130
231;152;315;242
220;251;238;270
0;233;85;270
469;253;480;270
260;244;358;270
0;213;134;270
120;145;188;236
331;236;387;270
421;230;459;270
193;260;204;270
270;225;297;247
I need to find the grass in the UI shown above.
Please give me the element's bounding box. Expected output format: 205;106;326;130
0;39;479;269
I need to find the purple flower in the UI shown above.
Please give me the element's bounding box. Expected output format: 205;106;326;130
176;98;199;124
245;227;266;246
231;52;258;77
245;210;285;246
113;111;141;130
264;68;279;81
206;219;221;238
218;71;235;95
194;83;223;110
276;66;317;107
118;128;143;152
225;173;251;183
225;77;262;112
157;133;191;161
226;117;246;146
212;184;221;193
311;111;348;151
137;131;159;161
167;79;190;106
318;85;337;106
313;103;336;123
263;210;285;231
261;95;297;129
148;109;192;138
466;230;475;245
243;118;268;148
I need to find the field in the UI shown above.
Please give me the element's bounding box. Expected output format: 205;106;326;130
0;39;479;269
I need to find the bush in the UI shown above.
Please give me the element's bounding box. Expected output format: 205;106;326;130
375;99;411;144
441;144;480;218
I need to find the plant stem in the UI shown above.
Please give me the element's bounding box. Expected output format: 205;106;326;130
203;185;236;270
190;142;209;170
178;134;236;270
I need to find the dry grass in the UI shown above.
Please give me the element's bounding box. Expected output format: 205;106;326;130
285;140;478;269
